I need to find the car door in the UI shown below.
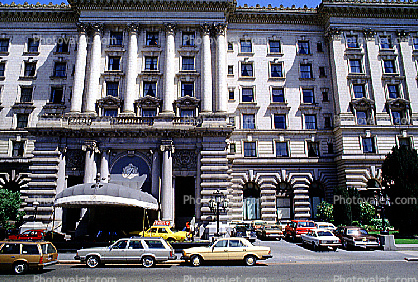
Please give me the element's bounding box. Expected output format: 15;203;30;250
125;239;145;263
157;228;169;240
227;239;247;260
0;243;21;271
206;239;229;261
107;240;128;262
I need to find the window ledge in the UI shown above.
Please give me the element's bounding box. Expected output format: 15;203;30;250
227;74;234;77
19;76;37;80
143;45;161;49
0;76;5;81
238;52;254;56
53;52;70;55
23;52;39;56
0;52;9;56
296;53;312;56
49;76;67;80
238;76;255;81
268;77;285;81
345;47;362;52
299;77;315;81
267;52;284;56
107;44;125;49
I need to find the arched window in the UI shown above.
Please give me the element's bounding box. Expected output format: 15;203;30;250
276;182;293;220
309;181;325;219
243;182;261;220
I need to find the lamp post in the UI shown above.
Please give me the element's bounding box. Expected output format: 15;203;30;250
33;201;39;227
209;190;229;237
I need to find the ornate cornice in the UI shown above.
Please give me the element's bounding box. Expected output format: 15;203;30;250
229;9;319;25
0;3;76;22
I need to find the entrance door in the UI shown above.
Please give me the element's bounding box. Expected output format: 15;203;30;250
174;177;195;230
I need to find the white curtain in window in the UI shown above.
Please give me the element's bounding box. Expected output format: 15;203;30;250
244;197;260;220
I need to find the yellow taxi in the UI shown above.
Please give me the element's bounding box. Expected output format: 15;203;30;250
131;225;191;242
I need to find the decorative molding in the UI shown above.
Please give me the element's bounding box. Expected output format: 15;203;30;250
200;23;211;35
173;150;197;170
66;149;85;171
127;23;140;34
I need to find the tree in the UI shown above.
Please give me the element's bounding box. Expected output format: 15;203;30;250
347;187;361;223
360;202;375;225
0;189;25;229
333;186;352;226
382;145;418;235
316;201;333;222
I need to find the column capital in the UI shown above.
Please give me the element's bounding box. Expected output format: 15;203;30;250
396;30;409;39
363;28;376;41
200;23;212;35
127;23;140;34
89;23;103;34
164;23;176;34
160;140;175;153
76;22;88;33
214;23;227;36
82;140;98;152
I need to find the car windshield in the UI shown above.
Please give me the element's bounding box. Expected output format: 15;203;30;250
266;226;280;230
298;221;315;227
347;229;368;236
317;231;334;237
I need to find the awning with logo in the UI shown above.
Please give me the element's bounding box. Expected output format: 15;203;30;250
54;183;158;210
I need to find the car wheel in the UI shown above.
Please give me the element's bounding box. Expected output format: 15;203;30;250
86;255;100;268
190;255;202;267
343;241;350;250
244;255;257;266
142;256;155;268
332;247;338;252
13;262;28;274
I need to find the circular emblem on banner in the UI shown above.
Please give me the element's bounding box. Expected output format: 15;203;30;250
122;163;139;179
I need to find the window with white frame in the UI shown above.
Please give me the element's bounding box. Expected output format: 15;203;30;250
24;62;36;77
182;32;195;46
228;42;233;51
276;142;289;157
242;88;254;102
56;38;69;53
142;109;157;117
349;59;362;73
241;62;253;77
0;39;9;52
50;87;63;103
307;141;319;157
103;109;118;117
243;141;256;157
240;40;252;53
182;56;194;71
353;84;366;98
228;65;233;75
145;56;158;71
387;84;400;99
356;110;370;125
0;62;5;77
399;137;411;148
380;36;392;49
304;114;316;130
228;89;234;100
242;114;255;129
272;88;284;103
53;62;66;77
298;40;310;55
383;60;396;74
12;141;24;157
181;109;194;117
106;81;119;97
108;56;120;71
143;82;157;97
146;32;159;46
16;114;28;129
302;88;315;104
362;137;375;153
391;110;407;125
110;32;123;46
269;40;281;53
346;35;359;48
270;63;283;78
20;87;33;103
27;38;39;53
181;82;194;97
274;114;286;129
300;63;313;79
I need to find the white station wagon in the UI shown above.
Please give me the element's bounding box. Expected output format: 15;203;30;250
301;229;341;251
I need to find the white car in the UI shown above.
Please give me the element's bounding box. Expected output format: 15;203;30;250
315;222;337;231
301;229;341;251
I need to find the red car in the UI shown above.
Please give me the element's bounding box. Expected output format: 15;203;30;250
284;220;316;241
8;229;45;241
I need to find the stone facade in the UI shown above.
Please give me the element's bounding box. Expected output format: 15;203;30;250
0;0;417;233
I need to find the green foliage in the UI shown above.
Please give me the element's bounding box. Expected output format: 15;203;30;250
0;189;24;229
333;186;352;226
348;187;362;223
360;202;376;225
316;201;333;222
370;218;391;229
382;145;418;235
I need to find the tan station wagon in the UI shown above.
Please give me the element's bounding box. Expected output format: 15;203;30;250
0;241;58;274
181;237;272;266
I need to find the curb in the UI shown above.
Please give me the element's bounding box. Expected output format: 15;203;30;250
404;257;418;261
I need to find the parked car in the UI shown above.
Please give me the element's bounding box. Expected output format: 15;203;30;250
258;225;283;240
335;226;380;250
301;229;341;251
132;225;191;242
252;221;267;237
75;237;176;268
277;220;291;230
0;240;58;274
284;220;316;241
181;237;272;266
233;223;257;242
8;229;45;241
314;222;336;232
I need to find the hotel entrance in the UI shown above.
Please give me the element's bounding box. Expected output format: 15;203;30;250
174;176;195;230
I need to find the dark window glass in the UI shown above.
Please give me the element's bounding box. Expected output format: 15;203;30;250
387;84;400;99
244;142;256;157
182;32;195;46
271;63;283;77
106;82;119;97
274;114;286;129
0;243;20;254
24;62;36;77
300;64;312;79
144;240;165;249
362;137;375;153
128;240;143;249
384;60;395;74
243;114;255;129
228;65;233;75
324;116;332;129
110;32;123;46
322;91;329;102
20;88;33;103
298;41;310;54
305;115;316;129
182;57;194;71
240;41;252;53
0;63;5;76
353;84;365;98
56;39;69;53
144;82;156;97
145;56;158;71
380;36;392;49
28;38;39;52
113;240;128;249
109;57;120;71
103;109;118;117
317;42;323;52
302;89;314;104
392;110;406;125
17;114;28;129
242;88;254;102
346;36;358;48
54;62;66;77
319;66;326;77
272;88;284;103
350;60;362;73
327;142;334;154
229;90;234;100
228;42;233;51
241;63;253;77
181;110;194;117
0;39;9;52
399;137;411;148
22;244;40;255
50;87;63;103
276;142;288;157
12;141;24;157
307;142;319;157
142;109;156;117
414;38;418;50
269;40;281;53
356;111;368;125
146;32;159;46
181;82;194;97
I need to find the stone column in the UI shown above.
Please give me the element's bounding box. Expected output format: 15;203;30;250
160;140;174;222
215;23;227;113
85;23;103;114
55;147;66;230
123;23;139;115
200;24;212;113
70;23;88;113
195;150;201;222
100;149;110;183
82;141;97;184
162;24;176;115
151;149;160;200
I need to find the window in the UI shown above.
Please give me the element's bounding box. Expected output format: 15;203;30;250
182;32;195;46
322;90;329;102
242;88;254;102
106;82;119;97
319;66;326;77
142;109;156;117
144;240;164;249
22;244;40;255
0;62;5;76
53;62;66;77
324;116;332;129
181;109;194;117
241;63;253;77
392;110;406;125
50;87;63;103
399;137;411;148
128;240;143;250
349;59;362;73
274;114;286;129
327;142;334;154
56;38;69;53
300;64;312;79
276;142;289;157
181;82;194;97
28;38;39;53
307;141;319;157
16;114;28;129
383;60;396;74
305;115;316;130
20;87;33;103
103;109;117;117
362;137;375;153
272;88;284;103
270;63;283;78
240;40;252;53
387;84;400;99
24;62;36;77
0;39;9;52
146;32;159;46
0;243;20;254
356;111;368;125
243;114;255;129
414;38;418;50
346;35;358;48
182;56;194;71
110;32;123;46
12;141;24;157
298;41;310;55
302;89;314;104
243;182;261;220
228;42;233;51
229;240;244;248
109;56;120;71
317;42;323;52
214;240;228;248
229;89;234;100
229;142;236;153
353;84;365;98
243;142;256;157
145;56;158;71
228;65;233;75
143;82;156;97
269;40;281;53
380;36;392;49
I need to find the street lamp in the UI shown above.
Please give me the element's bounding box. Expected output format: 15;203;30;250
33;201;39;223
209;190;229;237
